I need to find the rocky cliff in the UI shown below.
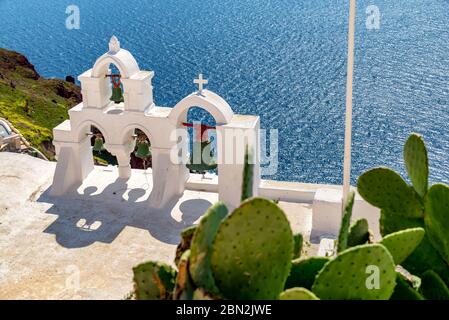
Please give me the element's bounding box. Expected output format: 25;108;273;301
0;48;82;159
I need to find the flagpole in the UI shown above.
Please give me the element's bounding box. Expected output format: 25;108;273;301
342;0;357;207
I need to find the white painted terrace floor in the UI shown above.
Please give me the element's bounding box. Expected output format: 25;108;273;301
0;152;314;299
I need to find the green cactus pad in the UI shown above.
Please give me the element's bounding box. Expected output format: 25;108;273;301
210;198;294;300
312;244;396;300
380;228;425;265
357;168;423;218
279;288;319;300
192;288;216;300
189;202;228;294
380;209;449;286
337;192;355;253
285;257;329;290
403;238;449;287
347;218;370;247
241;146;254;202
293;233;303;259
404;134;429;198
420;270;449;300
390;273;424;300
174;225;197;265
174;250;196;300
424;183;449;264
379;209;424;236
133;261;177;300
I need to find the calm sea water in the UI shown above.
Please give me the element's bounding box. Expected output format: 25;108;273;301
0;0;448;185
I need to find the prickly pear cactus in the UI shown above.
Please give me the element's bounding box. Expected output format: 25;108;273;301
404;133;428;198
380;210;449;286
279;288;319;300
189;202;228;294
337;191;355;253
241;146;254;202
378;209;444;279
379;209;425;236
424;183;449;264
312;244;396;300
210;198;294;299
357;168;423;218
420;270;449;300
401;236;449;287
285;257;329;290
174;250;196;300
380;228;425;265
390;273;424;300
347;218;370;247
193;288;215;300
175;225;197;265
132;261;177;300
293;233;303;259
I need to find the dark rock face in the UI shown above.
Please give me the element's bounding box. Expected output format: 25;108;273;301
48;79;82;102
65;75;75;84
0;48;40;80
0;48;82;105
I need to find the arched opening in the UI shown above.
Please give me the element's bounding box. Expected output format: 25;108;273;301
183;107;218;177
88;125;117;166
105;64;125;106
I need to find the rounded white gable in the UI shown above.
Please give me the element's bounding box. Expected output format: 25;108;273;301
92;36;140;79
169;90;234;125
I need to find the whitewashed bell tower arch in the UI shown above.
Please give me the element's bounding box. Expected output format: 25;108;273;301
79;36;154;112
51;36;260;210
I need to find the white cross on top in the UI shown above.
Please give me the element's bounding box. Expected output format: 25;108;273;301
194;74;208;95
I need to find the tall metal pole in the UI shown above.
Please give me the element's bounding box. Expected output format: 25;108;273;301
342;0;357;207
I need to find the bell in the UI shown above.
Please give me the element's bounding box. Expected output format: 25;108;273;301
186;140;217;173
135;141;151;159
110;86;124;104
93;137;104;152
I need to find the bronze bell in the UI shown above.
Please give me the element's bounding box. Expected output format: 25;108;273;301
110;86;124;104
93;137;104;153
135;141;151;159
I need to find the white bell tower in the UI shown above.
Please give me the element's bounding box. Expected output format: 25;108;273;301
78;36;155;112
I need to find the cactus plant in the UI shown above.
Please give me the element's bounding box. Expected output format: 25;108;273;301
279;288;319;300
380;228;425;265
357;134;449;288
175;225;197;265
312;244;396;300
336;191;355;253
293;233;303;259
347;218;371;247
424;183;449;263
420;270;449;300
285;257;329;290
132;261;177;300
357;168;423;218
210;197;294;299
390;273;424;300
193;288;215;300
380;210;449;286
174;250;196;300
241;146;254;202
130;133;448;300
404;133;428;198
189;202;228;294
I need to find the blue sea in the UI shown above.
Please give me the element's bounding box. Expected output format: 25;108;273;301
0;0;448;185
